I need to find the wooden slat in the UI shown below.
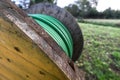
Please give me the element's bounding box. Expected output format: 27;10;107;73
0;17;69;80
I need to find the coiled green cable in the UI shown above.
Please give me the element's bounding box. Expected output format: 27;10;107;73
29;14;73;58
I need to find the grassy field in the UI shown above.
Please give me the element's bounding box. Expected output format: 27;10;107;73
79;19;120;27
77;22;120;80
84;19;120;24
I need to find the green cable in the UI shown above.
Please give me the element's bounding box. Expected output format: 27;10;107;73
28;14;73;58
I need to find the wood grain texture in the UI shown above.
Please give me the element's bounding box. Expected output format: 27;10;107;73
0;17;69;80
0;0;85;80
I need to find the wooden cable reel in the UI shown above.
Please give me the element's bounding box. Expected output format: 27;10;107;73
0;0;84;80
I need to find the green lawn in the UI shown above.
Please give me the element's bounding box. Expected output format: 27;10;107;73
79;19;120;27
84;19;120;24
77;22;120;80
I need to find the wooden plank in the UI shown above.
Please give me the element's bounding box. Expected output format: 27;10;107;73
0;17;69;80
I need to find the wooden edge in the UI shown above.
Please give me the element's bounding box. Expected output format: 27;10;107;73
0;0;85;80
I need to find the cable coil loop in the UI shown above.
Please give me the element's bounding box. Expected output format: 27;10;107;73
29;14;73;58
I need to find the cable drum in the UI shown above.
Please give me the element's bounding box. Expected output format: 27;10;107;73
27;3;84;61
29;14;73;58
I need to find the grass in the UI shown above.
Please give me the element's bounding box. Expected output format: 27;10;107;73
84;19;120;24
77;22;120;80
78;19;120;27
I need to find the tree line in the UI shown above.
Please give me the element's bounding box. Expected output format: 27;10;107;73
65;0;120;19
65;4;120;19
